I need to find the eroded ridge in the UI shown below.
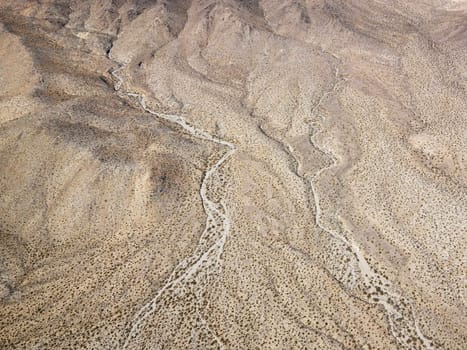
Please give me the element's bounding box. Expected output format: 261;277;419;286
308;66;435;350
111;64;235;349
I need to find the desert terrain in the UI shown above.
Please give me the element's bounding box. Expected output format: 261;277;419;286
0;1;466;349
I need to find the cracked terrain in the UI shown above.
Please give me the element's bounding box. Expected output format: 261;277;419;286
0;1;466;349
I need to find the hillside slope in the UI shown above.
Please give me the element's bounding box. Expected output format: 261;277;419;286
0;1;466;349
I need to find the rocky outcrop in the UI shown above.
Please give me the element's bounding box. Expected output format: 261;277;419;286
0;1;465;349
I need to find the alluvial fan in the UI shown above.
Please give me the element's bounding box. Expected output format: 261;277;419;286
0;1;465;349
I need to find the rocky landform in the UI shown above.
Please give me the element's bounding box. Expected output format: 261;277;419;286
0;1;466;349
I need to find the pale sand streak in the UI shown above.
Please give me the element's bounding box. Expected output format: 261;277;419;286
112;57;433;348
308;62;435;349
111;64;234;349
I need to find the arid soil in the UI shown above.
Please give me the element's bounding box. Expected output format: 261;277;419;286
0;1;466;349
